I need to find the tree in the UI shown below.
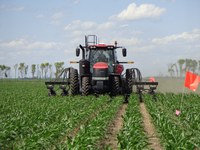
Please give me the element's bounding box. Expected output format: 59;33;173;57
25;65;28;78
5;66;11;77
0;65;6;77
172;63;178;77
40;63;45;78
198;60;200;73
49;64;52;79
0;65;9;78
168;63;175;77
54;62;64;78
31;64;36;78
184;59;195;72
44;62;49;79
177;59;185;77
18;63;25;78
14;64;18;79
191;59;198;73
37;64;41;79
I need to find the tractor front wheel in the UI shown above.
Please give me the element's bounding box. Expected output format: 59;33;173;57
82;76;90;96
111;76;120;96
69;68;79;95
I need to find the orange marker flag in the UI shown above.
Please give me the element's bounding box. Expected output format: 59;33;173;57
149;77;155;82
184;71;199;91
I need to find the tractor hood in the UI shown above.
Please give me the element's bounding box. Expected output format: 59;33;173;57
93;62;108;69
93;62;109;81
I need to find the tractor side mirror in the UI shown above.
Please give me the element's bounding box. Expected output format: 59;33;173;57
122;48;127;57
76;48;80;57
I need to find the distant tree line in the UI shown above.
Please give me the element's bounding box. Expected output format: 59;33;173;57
168;59;200;77
0;65;11;78
0;61;65;79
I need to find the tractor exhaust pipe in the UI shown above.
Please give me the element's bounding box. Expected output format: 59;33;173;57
79;45;85;59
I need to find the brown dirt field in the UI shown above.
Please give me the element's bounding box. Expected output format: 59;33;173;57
140;102;163;150
99;103;127;150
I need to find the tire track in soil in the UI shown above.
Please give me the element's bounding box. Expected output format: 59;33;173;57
140;102;163;150
99;103;127;150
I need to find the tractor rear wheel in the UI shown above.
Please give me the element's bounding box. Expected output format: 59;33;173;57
126;69;133;94
111;76;120;96
82;76;90;96
69;68;79;95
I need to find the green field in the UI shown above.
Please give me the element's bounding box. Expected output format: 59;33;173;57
0;79;200;149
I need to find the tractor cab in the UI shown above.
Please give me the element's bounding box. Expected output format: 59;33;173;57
88;44;116;73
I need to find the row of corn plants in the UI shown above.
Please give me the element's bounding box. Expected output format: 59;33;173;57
145;93;200;149
118;94;149;149
61;96;123;149
0;81;110;149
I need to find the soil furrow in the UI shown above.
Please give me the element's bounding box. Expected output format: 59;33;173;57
140;102;163;150
99;103;127;149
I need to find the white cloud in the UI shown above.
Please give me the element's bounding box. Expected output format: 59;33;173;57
64;20;116;32
64;20;97;31
63;19;143;48
152;29;200;44
51;12;64;20
113;2;166;21
36;14;45;19
0;38;61;50
120;24;129;28
114;37;141;47
73;0;80;4
98;22;115;30
50;12;64;25
0;4;24;12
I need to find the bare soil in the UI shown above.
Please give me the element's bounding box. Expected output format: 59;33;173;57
99;104;127;150
140;102;163;150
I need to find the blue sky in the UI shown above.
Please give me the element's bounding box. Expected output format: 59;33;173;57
0;0;200;77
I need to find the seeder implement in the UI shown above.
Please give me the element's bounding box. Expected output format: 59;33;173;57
45;67;79;96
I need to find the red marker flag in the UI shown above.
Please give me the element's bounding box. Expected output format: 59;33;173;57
149;77;155;82
184;71;199;91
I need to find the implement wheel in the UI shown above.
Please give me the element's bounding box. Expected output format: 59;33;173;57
82;76;90;96
69;68;79;95
111;76;120;96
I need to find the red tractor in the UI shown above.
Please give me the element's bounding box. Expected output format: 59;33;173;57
45;35;158;102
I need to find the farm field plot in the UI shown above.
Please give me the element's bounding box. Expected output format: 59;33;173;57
0;80;144;149
0;80;200;149
145;93;200;149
